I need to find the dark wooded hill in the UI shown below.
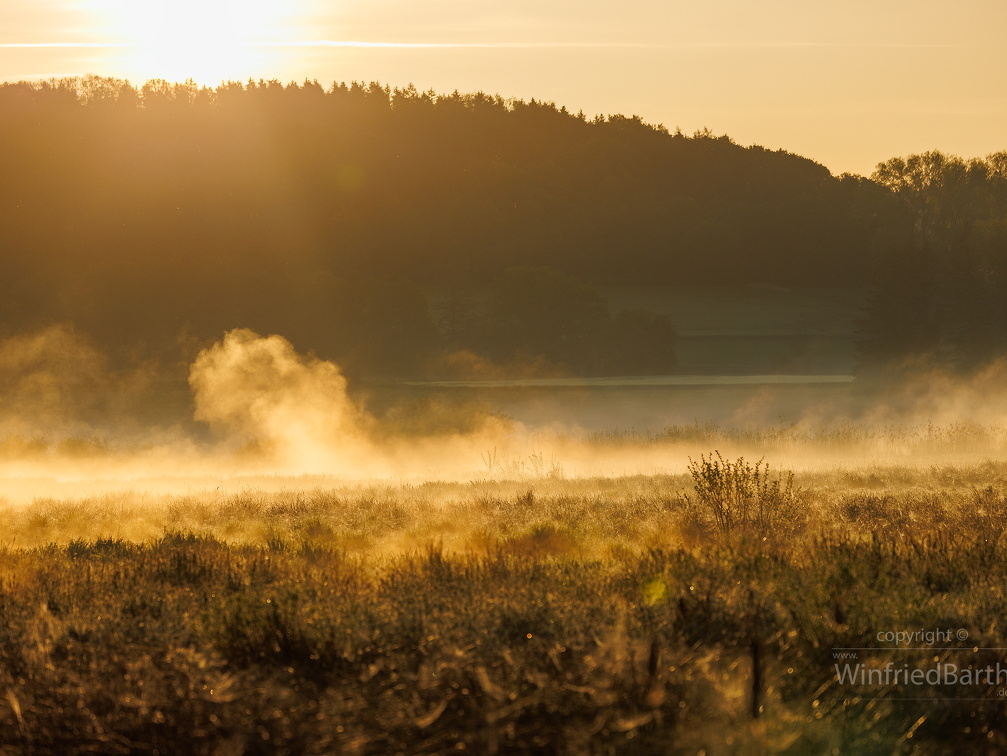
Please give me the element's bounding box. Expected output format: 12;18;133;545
0;76;1003;376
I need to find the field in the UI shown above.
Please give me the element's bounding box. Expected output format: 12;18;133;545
605;285;865;376
3;424;1007;754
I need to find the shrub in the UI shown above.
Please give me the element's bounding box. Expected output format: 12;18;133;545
685;452;799;537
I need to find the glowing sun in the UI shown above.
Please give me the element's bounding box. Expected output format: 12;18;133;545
96;0;297;84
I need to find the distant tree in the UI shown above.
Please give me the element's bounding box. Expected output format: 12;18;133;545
457;267;679;375
607;309;678;375
478;266;610;370
325;277;439;378
435;291;482;351
872;151;986;250
855;242;940;371
858;151;1007;371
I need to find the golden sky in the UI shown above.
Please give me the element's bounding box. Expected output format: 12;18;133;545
2;0;1005;175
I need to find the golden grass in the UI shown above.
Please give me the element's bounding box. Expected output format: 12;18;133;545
3;437;1007;752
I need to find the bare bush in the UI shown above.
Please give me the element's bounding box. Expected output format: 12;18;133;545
685;452;800;537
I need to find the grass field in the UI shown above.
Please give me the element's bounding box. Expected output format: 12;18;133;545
2;423;1007;754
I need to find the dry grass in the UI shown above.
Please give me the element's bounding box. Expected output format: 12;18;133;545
3;439;1007;752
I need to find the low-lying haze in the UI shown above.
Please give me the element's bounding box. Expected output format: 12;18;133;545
2;325;1007;504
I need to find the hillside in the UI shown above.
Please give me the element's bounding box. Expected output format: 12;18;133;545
0;76;1003;377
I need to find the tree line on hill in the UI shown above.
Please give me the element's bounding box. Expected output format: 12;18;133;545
856;152;1007;373
0;75;1003;377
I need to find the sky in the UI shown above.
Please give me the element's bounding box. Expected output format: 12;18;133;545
1;0;1005;176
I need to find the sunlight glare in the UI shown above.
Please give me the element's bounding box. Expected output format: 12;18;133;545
96;0;299;84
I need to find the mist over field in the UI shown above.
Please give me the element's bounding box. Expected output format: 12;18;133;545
4;317;1007;508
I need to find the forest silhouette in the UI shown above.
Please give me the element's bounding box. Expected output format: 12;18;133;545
1;75;1005;379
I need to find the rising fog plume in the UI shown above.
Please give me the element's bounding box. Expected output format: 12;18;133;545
188;329;526;479
189;329;378;474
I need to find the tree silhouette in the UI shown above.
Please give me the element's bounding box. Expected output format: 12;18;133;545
858;151;1007;371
